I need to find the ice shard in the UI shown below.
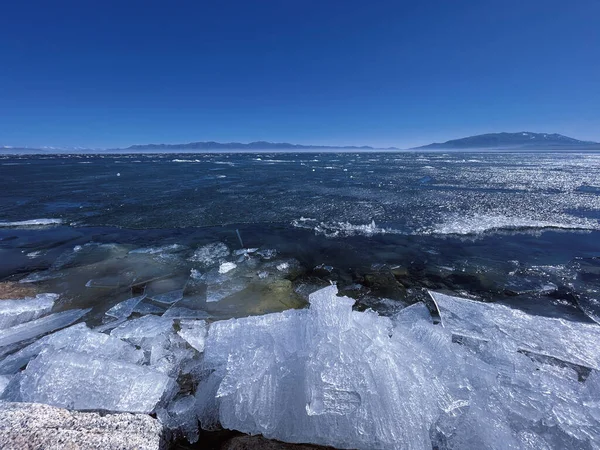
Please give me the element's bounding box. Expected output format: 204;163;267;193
0;323;143;374
0;293;58;330
0;308;90;348
105;295;146;319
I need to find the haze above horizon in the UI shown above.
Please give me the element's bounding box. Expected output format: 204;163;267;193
1;0;599;149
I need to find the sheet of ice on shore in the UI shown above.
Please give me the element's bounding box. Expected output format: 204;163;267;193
0;308;90;348
199;285;440;449
19;349;175;413
0;293;58;329
198;286;600;449
0;323;143;375
105;295;146;319
431;291;600;370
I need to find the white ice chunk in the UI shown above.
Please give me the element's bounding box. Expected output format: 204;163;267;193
0;308;90;348
20;349;175;413
177;320;208;353
189;242;230;267
105;295;146;319
0;293;58;330
218;262;237;274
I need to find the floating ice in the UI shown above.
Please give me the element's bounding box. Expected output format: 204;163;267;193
148;289;184;305
162;306;212;320
0;293;58;329
189;242;230;267
19;349;175;413
105;295;146;319
0;308;90;348
218;262;237;274
0;218;63;228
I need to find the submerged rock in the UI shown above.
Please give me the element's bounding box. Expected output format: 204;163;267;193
0;282;39;300
0;402;165;450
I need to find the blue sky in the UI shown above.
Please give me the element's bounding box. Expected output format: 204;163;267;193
1;0;599;149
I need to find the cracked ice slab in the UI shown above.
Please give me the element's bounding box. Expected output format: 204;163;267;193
430;291;600;370
0;308;90;349
0;323;143;375
19;349;176;413
0;293;58;330
198;285;440;449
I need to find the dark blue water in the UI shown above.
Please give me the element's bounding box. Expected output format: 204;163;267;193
1;152;599;322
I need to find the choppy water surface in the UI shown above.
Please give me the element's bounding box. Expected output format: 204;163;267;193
0;151;599;323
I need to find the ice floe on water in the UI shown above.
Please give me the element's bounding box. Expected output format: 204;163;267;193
291;217;401;237
424;213;599;236
0;218;63;228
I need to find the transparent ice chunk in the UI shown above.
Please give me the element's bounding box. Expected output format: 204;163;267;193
105;295;146;319
0;293;58;330
0;308;90;348
20;349;176;413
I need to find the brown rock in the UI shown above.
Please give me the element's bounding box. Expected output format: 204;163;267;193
0;282;39;300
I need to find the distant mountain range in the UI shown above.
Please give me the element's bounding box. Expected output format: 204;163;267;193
413;132;600;150
124;141;398;151
3;133;600;153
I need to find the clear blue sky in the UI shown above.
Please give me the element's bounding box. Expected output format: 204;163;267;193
1;0;599;149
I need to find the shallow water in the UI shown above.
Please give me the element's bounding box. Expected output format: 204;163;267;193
1;152;600;323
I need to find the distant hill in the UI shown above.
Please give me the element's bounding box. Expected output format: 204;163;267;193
413;132;600;150
124;141;397;151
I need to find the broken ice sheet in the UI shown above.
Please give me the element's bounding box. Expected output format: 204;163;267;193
430;291;600;370
110;315;174;345
0;293;58;330
200;285;441;449
0;308;90;348
158;395;199;443
20;349;176;413
177;320;208;353
0;323;143;374
148;289;184;305
189;242;230;268
105;295;146;319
